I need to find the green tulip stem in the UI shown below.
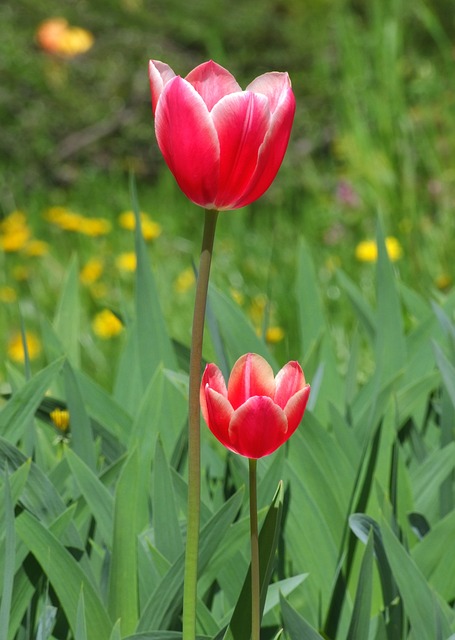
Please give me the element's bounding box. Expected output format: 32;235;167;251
183;208;219;640
249;458;260;640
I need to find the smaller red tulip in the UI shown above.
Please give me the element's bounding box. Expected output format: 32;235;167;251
200;353;310;459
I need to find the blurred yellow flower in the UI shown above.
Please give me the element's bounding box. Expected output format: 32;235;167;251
24;239;49;257
265;326;285;344
174;267;195;293
50;407;70;431
78;218;111;236
7;331;42;362
44;207;111;236
36;18;94;57
12;266;29;281
92;309;123;339
116;252;137;272
0;286;17;303
80;257;104;285
118;210;162;241
0;210;32;252
435;273;452;291
230;288;245;306
355;237;402;263
248;294;267;326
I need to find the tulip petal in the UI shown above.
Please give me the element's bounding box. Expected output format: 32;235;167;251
200;363;228;424
246;72;293;114
227;353;275;410
274;361;306;409
234;82;295;208
228;396;288;458
155;76;220;208
185;60;241;111
283;384;311;434
211;92;270;210
204;386;235;451
149;60;176;114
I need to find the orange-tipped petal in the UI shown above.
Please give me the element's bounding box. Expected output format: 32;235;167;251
228;396;288;458
227;353;275;410
274;361;306;409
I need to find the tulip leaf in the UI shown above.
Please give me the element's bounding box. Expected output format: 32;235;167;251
208;285;276;372
152;438;184;563
345;532;374;639
53;254;81;368
0;467;15;633
63;360;96;470
108;446;141;636
280;594;324;640
0;358;64;443
65;448;114;547
380;516;454;638
131;173;177;386
137;487;244;631
15;510;112;640
221;481;284;640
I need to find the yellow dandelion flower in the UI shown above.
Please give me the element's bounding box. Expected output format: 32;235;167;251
174;267;195;293
118;210;162;240
45;207;85;231
0;286;17;303
24;239;49;256
80;257;104;285
7;331;42;362
50;407;70;431
0;210;27;232
92;309;123;339
78;217;111;236
355;237;402;263
116;252;137;272
265;326;285;344
0;226;31;252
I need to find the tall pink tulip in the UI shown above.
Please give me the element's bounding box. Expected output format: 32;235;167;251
200;353;310;458
149;60;296;210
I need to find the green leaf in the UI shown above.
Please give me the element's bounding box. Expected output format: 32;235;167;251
65;448;114;547
345;532;374;640
0;358;64;443
53;255;81;367
280;594;324;640
223;482;284;640
152;438;184;562
76;588;88;640
108;446;141;635
64;361;96;470
374;220;406;384
411;442;455;516
15;510;112;640
337;269;376;342
208;285;276;371
433;342;455;410
381;516;453;639
0;468;15;632
131;174;177;386
137;488;244;631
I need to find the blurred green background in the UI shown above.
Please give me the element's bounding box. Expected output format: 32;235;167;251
1;0;454;383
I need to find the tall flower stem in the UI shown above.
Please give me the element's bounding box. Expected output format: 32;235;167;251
183;209;219;640
249;458;260;640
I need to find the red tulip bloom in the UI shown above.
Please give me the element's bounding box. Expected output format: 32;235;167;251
149;60;296;211
200;353;310;458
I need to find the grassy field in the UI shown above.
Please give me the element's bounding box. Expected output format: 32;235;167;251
1;0;455;638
